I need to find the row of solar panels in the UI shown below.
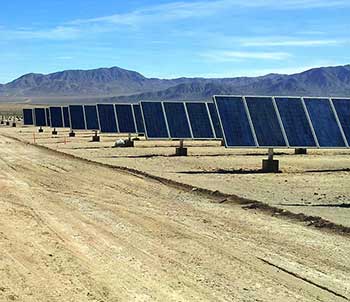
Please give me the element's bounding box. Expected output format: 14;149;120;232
214;96;350;148
23;101;223;140
23;104;145;134
23;96;350;149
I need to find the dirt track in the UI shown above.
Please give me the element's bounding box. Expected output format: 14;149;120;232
0;133;350;301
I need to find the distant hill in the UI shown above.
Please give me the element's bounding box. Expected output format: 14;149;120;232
1;65;350;102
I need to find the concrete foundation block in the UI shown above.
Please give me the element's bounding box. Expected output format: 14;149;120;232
295;148;307;155
262;159;279;173
175;147;188;156
92;135;100;142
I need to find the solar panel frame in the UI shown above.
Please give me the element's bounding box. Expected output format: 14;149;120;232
274;96;318;148
185;102;217;140
62;107;70;128
140;101;170;139
114;104;137;134
207;102;223;139
83;105;100;131
132;104;145;134
213;96;258;148
214;95;350;149
245;96;288;148
304;96;347;148
34;108;48;127
329;98;349;148
49;107;64;128
96;104;119;133
331;97;350;147
45;108;51;127
23;109;34;125
163;102;192;139
68;105;87;130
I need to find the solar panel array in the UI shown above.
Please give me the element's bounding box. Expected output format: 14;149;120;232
96;103;142;134
23;97;350;151
140;101;222;140
214;96;350;149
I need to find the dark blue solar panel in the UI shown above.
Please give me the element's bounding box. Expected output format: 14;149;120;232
246;97;286;147
304;98;346;147
115;104;136;133
62;107;70;127
45;108;51;126
275;97;316;147
214;96;256;147
97;104;118;133
34;108;47;127
186;103;214;139
208;102;223;139
140;102;169;138
133;104;145;133
69;105;86;130
23;109;34;125
49;107;64;128
164;102;191;139
332;98;350;145
84;105;99;130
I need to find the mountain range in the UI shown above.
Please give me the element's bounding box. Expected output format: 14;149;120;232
1;64;350;103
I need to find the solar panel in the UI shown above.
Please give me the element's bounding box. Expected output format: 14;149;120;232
185;102;215;139
140;102;169;139
331;98;350;145
115;104;136;133
214;96;256;147
133;104;145;133
97;104;118;133
62;107;70;128
49;107;64;128
207;102;223;139
23;109;34;125
84;105;99;130
275;97;317;147
245;96;286;147
45;108;51;126
163;102;192;139
34;108;47;127
304;98;346;147
69;105;86;130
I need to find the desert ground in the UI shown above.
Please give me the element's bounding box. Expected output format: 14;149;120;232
0;119;349;301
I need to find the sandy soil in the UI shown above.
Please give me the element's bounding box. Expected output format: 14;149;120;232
9;125;350;228
0;127;350;301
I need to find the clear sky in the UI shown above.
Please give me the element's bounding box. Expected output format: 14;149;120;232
0;0;349;83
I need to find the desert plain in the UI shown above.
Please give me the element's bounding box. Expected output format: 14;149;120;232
0;111;349;301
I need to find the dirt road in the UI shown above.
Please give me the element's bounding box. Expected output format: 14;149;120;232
0;133;349;301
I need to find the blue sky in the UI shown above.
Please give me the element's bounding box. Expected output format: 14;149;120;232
0;0;349;83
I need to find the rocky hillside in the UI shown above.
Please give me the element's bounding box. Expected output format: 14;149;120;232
1;65;350;101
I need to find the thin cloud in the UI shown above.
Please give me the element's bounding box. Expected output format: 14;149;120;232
201;50;292;62
2;0;350;42
0;26;80;41
56;56;74;60
241;39;345;47
70;0;350;26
